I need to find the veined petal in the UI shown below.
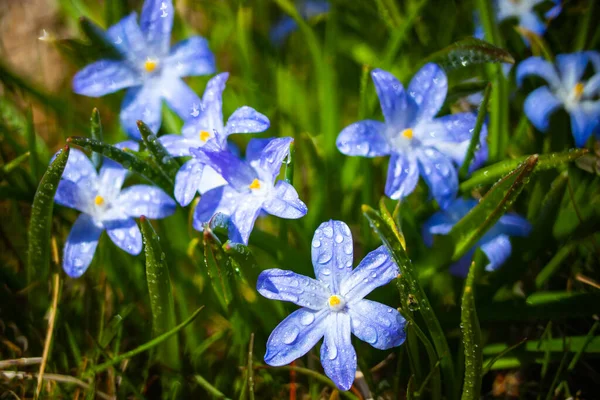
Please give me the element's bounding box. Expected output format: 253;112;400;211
320;312;356;391
480;234;512;272
116;185;176;218
336;120;390;157
228;199;263;245
120;84;162;140
257;269;330;310
63;214;103;278
417;147;458;210
161;77;203;121
139;0;173;56
106;12;147;61
263;181;307;219
311;220;354;294
517;57;561;89
570;103;600;147
224;106;270;136
348;299;406;350
182;73;228;136
59;148;98;184
97;160;128;201
384;153;419;200
164;37;215;77
192;186;239;231
524;86;562;132
518;11;545;35
174;159;204;206
54;179;93;213
408;63;448;121
158;134;201;157
340;246;399;302
73;60;140;97
247;137;293;184
497;213;532;237
556;53;589;90
264;308;328;366
190;146;257;191
105;217;142;255
371;69;419;128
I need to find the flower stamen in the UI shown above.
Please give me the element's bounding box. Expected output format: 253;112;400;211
94;195;105;206
327;295;346;312
249;179;261;190
401;128;414;140
144;59;158;73
199;130;211;142
573;82;584;100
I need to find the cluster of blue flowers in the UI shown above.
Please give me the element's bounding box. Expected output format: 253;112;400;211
51;0;600;391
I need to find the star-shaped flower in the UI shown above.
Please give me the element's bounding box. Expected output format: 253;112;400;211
258;220;406;390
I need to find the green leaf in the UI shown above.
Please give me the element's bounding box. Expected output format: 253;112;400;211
482;338;527;373
78;16;123;60
460;252;483;400
137;121;180;181
450;155;538;261
460;149;587;192
27;146;69;284
284;141;295;184
25;107;40;181
459;83;491;180
1;151;30;177
534;242;576;289
140;217;180;370
90;108;103;170
67;136;173;193
446;80;489;103
204;230;233;311
362;204;457;400
421;38;514;71
484;335;600;356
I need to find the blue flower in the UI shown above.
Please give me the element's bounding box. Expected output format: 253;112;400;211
517;51;600;147
191;137;307;244
158;72;270;206
257;220;406;391
54;142;176;278
336;64;487;209
72;0;215;139
422;198;531;277
270;1;330;46
497;0;561;36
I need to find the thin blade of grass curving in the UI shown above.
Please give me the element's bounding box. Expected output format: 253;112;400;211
204;229;233;312
140;216;180;370
459;83;491;180
90;108;103;170
421;38;514;71
27;145;69;285
482;338;527;374
137;121;180;181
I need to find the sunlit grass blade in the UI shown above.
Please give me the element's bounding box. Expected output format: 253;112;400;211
140;217;180;370
83;306;204;377
27;146;69;285
450;155;538;261
422;38;514;71
78;16;123;60
194;374;231;399
67;136;173;192
460;149;586;192
137;121;180;181
515;27;553;60
90;108;103;169
362;204;457;400
459;83;491;180
1;151;30;177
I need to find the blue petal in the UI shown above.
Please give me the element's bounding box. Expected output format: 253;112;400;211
340;246;399;301
587;51;600;72
422;209;456;247
158;134;200;157
105;218;142;255
556;53;589;90
270;17;298;46
518;11;545;36
480;234;512;272
417;147;458;210
545;1;562;19
106;12;147;61
336;120;390;157
120;84;162;140
228;199;263;245
257;269;330;310
116;185;176;218
264;308;328;366
320;312;356;391
73;60;140;97
162;77;203;121
524;86;562;132
584;74;600;98
54;179;93;213
224;106;270;136
302;0;330;18
139;0;173;56
248;137;293;184
59;148;98;184
182;73;228;137
174;159;204;206
63;214;103;278
408;63;448;122
311;220;354;294
371;69;419;128
384;153;419;200
449;251;475;278
497;213;532;237
114;140;140;152
190;145;257;191
97;160;128;201
570;103;600;147
192;186;238;231
164;37;215;77
262;181;307;219
433;113;488;171
517;57;561;89
198;166;227;194
348;299;406;350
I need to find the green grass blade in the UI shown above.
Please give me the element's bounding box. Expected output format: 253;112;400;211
83;306;204;377
422;38;514;71
1;151;30;176
78;16;123;60
535;242;576;289
568;320;600;370
27;146;69;285
204;230;233;311
362;204;457;400
194;374;231;399
25;107;40;181
482;338;527;374
90;108;103;170
140;217;180;370
137;121;180;181
459;83;491;180
67;136;173;192
284;141;295;185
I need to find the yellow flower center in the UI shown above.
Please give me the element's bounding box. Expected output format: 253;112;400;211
144;59;158;73
94;195;105;206
329;295;341;307
573;82;584;100
199;130;211;142
249;179;261;190
327;295;345;311
401;128;413;140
